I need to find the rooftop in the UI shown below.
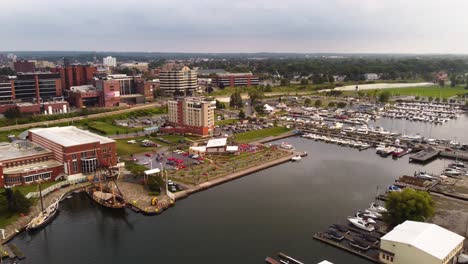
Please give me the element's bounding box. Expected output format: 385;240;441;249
381;220;464;260
0;140;51;162
207;138;227;148
70;85;97;93
197;69;228;75
29;126;115;147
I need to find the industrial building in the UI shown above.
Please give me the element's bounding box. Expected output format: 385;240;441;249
159;65;197;96
0;126;117;187
165;97;215;136
379;221;464;264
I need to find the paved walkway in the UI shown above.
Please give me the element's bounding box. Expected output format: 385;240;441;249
1;182;90;244
119;182;173;215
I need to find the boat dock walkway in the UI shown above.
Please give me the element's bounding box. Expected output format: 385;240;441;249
0;243;25;260
409;149;440;163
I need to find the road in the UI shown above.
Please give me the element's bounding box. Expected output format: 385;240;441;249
0;102;163;132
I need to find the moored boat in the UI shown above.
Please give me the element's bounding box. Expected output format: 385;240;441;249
26;196;61;232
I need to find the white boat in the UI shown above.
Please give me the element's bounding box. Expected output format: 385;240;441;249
342;127;356;133
415;172;438;181
291;155;302;162
330;122;343;129
443;168;461;176
280;142;294;150
364;209;382;218
368;202;387;213
354;213;376;224
360;142;371;149
375;143;386;152
356;125;369;135
26;196;61;231
348;217;375;232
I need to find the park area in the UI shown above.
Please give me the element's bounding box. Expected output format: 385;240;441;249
232;126;291;143
345;85;467;99
166;144;290;185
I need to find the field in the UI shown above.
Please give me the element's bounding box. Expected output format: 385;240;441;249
116;135;189;157
87;121;143;135
345;85;467;99
233;126;291;143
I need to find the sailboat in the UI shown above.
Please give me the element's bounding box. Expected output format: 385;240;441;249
87;165;126;209
26;183;62;232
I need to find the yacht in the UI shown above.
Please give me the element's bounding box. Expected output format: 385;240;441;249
368;203;387;213
26;196;61;231
348;217;375;232
364;209;382;218
443;168;462;177
330;122;343;129
354;213;376;224
342;126;356;133
356;125;369;135
359;210;380;219
375;143;386;152
415;171;438;181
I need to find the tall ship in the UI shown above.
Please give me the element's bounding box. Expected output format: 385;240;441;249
86;165;126;209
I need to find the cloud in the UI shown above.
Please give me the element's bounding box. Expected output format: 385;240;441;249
1;0;468;53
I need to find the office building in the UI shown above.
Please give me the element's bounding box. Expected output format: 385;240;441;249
166;97;215;136
214;72;259;87
159;65;197;96
379;221;464;264
119;62;149;72
103;56;117;67
14;60;35;73
51;65;97;90
363;73;379;81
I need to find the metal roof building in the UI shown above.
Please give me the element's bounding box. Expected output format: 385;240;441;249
379;221;464;264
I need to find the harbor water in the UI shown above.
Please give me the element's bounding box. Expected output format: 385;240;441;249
10;135;451;264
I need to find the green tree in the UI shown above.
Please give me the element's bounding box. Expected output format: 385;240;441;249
4;107;21;119
280;78;290;86
314;100;322;108
304;98;312;106
428;96;434;102
357;91;364;98
215;100;225;109
435;97;440;102
415;96;420;101
300;78;309;85
379;91;391;103
264;84;273;92
337;102;347;108
328;102;336;108
229;90;243;109
384;188;435;227
328;75;335;83
450;74;458;87
238;109;246;119
248;88;264;107
4;189;31;214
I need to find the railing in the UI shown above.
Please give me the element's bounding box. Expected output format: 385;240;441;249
25;176;88;199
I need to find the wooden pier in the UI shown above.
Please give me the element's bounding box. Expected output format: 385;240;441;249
409;149;440;163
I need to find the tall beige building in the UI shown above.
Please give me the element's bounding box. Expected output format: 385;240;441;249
159;64;197;96
167;97;215;136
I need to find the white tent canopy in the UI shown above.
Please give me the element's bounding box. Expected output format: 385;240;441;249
144;168;161;175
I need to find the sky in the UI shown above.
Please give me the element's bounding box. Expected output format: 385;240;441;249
1;0;468;53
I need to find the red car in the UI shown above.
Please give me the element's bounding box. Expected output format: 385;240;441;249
145;153;152;157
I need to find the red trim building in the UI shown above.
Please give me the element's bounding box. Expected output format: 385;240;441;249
51;65;97;90
0;126;117;187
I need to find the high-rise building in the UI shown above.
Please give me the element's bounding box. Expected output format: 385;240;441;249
103;56;117;67
51;65;97;90
14;60;35;73
166;97;215;136
159;65;197;96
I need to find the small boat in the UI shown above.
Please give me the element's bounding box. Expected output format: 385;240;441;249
26;196;61;232
415;172;438;181
443;168;462;176
353;213;376;224
280;142;294;150
66;195;73;199
349;238;371;251
368;202;387;213
265;257;281;264
348;217;375;232
451;161;466;168
291;155;302;162
364;209;382;218
375;143;386;152
387;185;402;192
326;229;344;241
87;166;126;209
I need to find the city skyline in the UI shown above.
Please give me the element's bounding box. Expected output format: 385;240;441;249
2;0;468;54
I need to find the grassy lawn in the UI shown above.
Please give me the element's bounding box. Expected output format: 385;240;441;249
215;119;239;126
87;121;143;135
158;135;188;144
0;180;64;196
116;137;157;157
345;85;467;99
233;126;291;143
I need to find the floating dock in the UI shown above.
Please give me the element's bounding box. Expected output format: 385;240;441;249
278;252;305;264
409;149;440;163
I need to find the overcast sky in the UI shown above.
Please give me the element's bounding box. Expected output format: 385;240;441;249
2;0;468;53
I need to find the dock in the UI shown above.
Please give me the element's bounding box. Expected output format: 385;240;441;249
265;257;281;264
0;243;25;260
409;149;440;163
278;252;305;264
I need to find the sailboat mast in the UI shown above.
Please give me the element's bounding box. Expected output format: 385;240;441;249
39;180;44;212
112;180;116;204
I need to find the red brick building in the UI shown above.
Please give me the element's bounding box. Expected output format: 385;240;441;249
0;126;117;187
96;80;121;107
51;65;97;90
13;60;35;73
214;72;259;87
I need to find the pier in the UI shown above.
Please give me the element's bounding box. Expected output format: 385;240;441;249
408;149;440;163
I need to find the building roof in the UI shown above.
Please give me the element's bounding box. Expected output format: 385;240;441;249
29;126;115;147
381;221;464;260
0;140;51;162
206;138;227;148
317;261;333;264
197;69;228;75
70;85;97;93
144;168;161;175
226;146;239;152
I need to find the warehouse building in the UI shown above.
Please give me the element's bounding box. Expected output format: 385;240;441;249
379;221;464;264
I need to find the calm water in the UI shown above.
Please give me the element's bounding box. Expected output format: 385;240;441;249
11;135;451;264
